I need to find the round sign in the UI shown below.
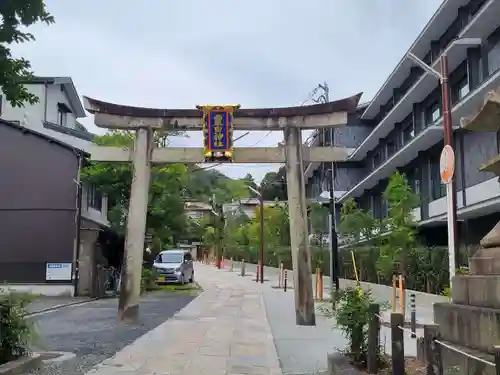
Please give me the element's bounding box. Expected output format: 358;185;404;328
440;145;455;184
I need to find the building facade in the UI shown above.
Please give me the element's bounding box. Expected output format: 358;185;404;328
0;77;111;295
306;0;500;250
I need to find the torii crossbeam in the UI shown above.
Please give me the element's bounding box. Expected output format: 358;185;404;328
83;93;362;326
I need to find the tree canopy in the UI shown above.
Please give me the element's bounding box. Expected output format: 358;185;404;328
260;167;287;201
0;0;54;107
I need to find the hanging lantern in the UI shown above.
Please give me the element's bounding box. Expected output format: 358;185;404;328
196;104;240;163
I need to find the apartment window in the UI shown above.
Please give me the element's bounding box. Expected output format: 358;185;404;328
57;109;66;126
57;102;72;127
373;151;383;168
426;102;441;125
488;41;500;75
430;160;446;200
386;139;396;158
402;122;414;144
406;169;421;196
372;194;382;220
455;77;470;101
87;184;103;211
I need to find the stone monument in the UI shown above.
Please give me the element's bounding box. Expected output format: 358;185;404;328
430;88;500;375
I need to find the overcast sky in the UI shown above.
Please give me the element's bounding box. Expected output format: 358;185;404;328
12;0;441;182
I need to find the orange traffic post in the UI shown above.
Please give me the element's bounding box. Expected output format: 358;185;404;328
399;275;405;316
392;275;397;312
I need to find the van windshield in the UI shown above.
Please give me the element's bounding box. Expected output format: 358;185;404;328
156;253;183;264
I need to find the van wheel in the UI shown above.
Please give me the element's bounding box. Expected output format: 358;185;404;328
189;272;194;283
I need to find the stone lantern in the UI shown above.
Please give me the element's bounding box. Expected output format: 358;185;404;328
430;88;500;374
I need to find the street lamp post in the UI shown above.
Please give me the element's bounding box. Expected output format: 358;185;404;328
407;37;481;285
248;185;264;283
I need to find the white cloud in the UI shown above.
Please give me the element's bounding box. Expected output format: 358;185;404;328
10;0;441;182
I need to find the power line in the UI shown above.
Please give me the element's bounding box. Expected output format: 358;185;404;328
249;131;273;147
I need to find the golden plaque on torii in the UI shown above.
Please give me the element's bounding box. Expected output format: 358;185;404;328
196;104;240;163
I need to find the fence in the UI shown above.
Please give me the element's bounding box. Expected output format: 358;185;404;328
367;302;500;375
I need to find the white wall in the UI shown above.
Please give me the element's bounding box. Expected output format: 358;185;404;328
1;84;45;125
0;83;92;151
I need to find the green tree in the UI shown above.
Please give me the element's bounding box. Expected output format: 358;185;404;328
378;171;420;277
82;131;189;251
309;203;329;244
338;198;377;281
339;198;376;248
0;1;54;106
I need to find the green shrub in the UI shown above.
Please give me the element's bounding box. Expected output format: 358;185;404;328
442;286;451;297
141;268;156;294
0;291;37;364
333;287;373;364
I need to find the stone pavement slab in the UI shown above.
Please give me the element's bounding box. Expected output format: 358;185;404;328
85;263;282;375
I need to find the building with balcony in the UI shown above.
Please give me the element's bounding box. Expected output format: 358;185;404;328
305;0;500;249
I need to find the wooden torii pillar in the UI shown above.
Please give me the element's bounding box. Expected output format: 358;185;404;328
83;93;362;325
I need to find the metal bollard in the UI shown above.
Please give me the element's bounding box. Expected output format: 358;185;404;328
256;262;260;283
284;270;287;292
410;293;416;338
229;257;234;272
240;259;246;277
280;262;284;288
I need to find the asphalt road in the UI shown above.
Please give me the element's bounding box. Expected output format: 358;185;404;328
24;292;195;375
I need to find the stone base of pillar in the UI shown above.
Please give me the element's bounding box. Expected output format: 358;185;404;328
432;220;500;373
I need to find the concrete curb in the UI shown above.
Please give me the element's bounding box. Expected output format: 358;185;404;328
0;353;42;375
25;298;98;317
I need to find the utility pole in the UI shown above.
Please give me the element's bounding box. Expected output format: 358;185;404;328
248;185;264;283
210;195;224;269
313;82;340;293
407;37;481;287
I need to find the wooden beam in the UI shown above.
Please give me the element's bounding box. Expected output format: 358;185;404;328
89;146;355;164
92;111;348;131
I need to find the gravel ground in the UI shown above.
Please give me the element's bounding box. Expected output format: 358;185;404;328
24;292;195;375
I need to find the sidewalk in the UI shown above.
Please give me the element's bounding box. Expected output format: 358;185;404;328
85;263;283;375
228;260;446;325
226;261;444;363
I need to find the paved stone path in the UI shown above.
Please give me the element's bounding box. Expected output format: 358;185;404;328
86;263;282;375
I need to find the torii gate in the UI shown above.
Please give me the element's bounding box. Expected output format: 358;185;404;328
83;93;361;326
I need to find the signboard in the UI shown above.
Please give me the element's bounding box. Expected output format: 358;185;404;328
197;104;240;162
45;263;72;281
440;145;455;184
